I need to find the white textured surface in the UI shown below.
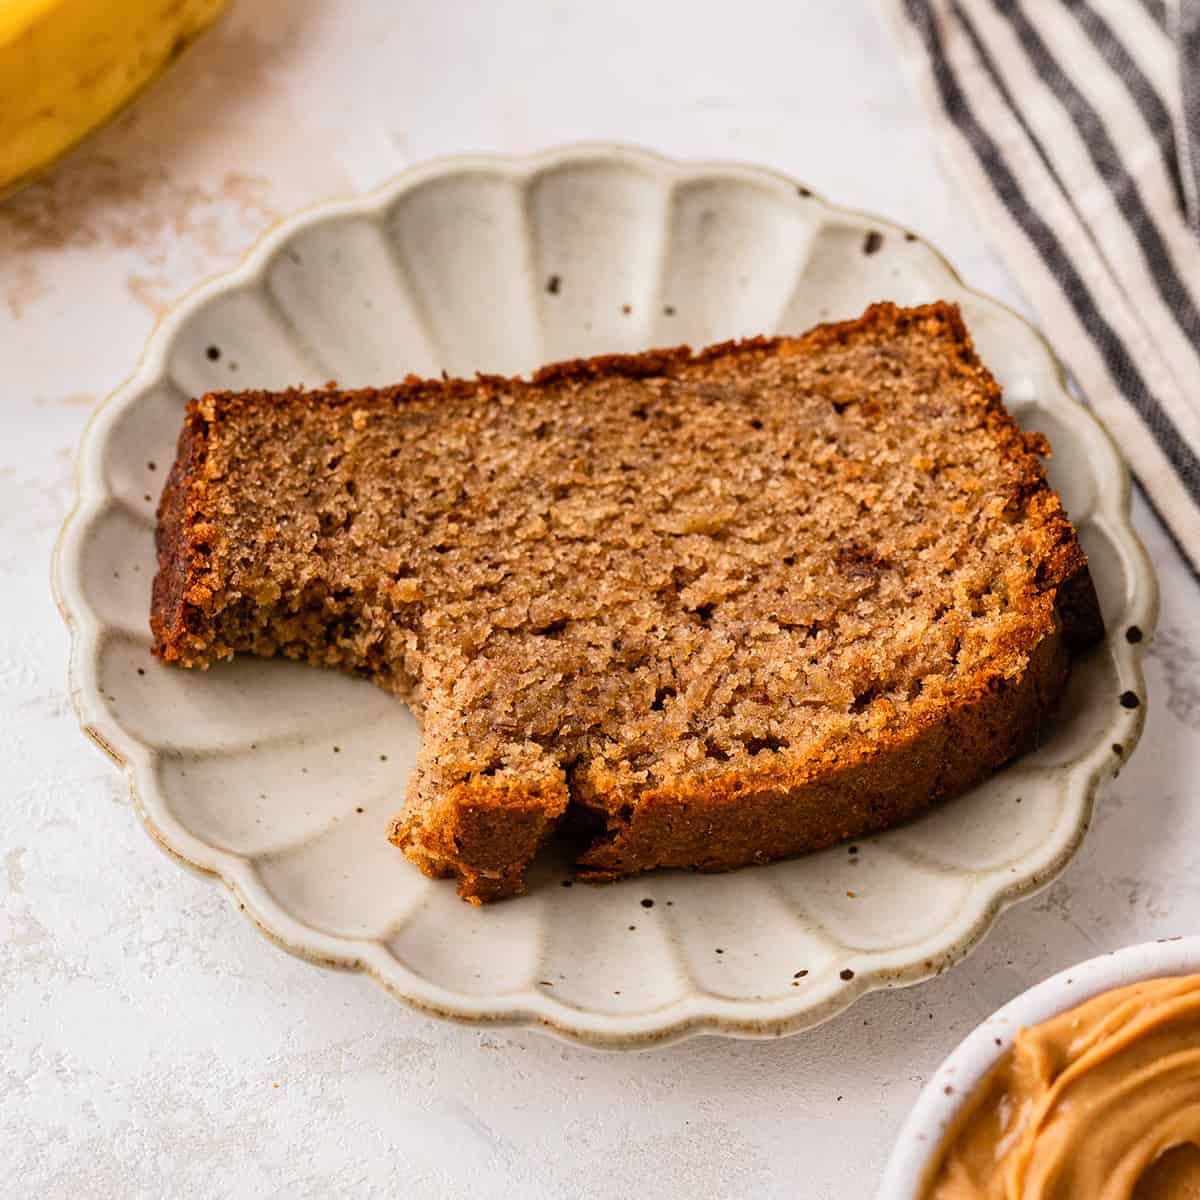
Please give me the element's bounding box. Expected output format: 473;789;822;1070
3;0;1198;1192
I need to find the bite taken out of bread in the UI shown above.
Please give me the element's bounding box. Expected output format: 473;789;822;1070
151;301;1103;903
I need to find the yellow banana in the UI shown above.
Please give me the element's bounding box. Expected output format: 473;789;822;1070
0;0;228;196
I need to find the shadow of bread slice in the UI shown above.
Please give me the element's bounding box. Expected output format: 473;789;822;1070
151;301;1103;903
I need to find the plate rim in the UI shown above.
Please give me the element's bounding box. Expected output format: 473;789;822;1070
52;142;1158;1048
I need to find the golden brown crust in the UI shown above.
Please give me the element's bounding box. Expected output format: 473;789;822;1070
387;774;570;905
151;405;211;663
151;301;1103;902
150;301;1000;456
574;630;1069;881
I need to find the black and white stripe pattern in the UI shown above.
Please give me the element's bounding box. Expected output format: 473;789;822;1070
889;0;1200;578
1169;0;1200;225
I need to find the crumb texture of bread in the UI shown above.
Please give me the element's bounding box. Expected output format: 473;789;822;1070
151;301;1103;902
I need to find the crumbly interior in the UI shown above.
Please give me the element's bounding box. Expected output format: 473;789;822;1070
155;303;1084;895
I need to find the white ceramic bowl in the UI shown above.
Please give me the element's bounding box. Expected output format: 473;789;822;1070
54;144;1156;1047
879;936;1200;1196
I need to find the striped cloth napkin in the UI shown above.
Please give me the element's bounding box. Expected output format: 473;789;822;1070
888;0;1200;578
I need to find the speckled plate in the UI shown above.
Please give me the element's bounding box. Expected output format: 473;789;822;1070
54;144;1156;1048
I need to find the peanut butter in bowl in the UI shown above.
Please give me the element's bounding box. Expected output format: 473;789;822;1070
925;975;1200;1199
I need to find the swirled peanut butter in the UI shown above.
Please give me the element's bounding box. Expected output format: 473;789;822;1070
924;975;1200;1199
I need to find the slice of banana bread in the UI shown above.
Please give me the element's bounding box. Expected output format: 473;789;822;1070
152;301;1103;903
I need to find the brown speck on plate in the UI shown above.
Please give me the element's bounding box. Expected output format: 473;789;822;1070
355;806;364;814
663;304;676;316
206;345;221;361
621;303;632;315
1125;625;1143;643
863;230;883;255
794;969;808;979
840;968;855;981
640;897;654;908
546;274;561;295
1113;743;1124;755
797;185;812;197
1120;690;1140;709
147;460;156;471
904;231;917;242
561;879;573;887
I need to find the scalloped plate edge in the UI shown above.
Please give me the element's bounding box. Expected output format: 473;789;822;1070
52;143;1158;1048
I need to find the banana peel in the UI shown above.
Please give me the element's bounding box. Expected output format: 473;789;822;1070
0;0;229;197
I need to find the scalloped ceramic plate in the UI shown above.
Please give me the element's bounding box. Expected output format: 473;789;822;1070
55;145;1156;1047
